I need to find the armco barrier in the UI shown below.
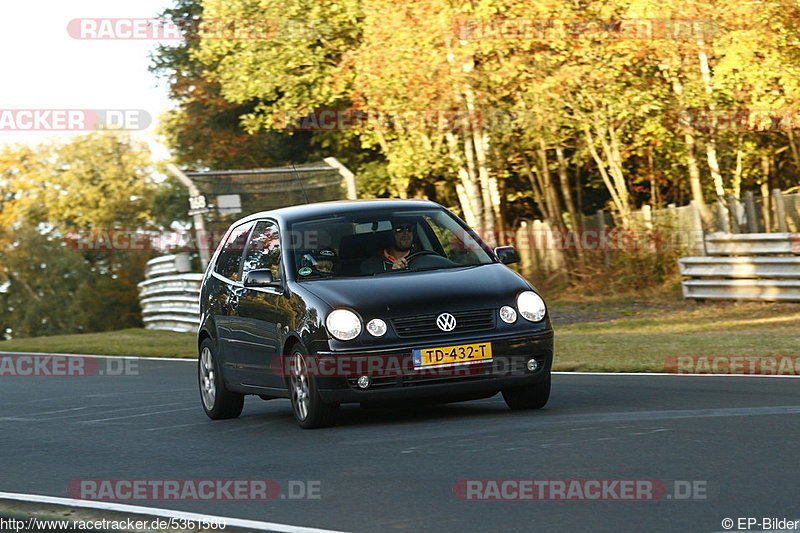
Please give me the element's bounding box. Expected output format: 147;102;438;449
678;256;800;278
137;254;202;332
681;279;800;300
704;232;800;255
679;233;800;301
145;253;192;278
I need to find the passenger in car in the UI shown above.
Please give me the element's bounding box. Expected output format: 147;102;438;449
300;247;337;275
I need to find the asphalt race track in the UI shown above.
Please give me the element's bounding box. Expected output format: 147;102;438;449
1;356;798;533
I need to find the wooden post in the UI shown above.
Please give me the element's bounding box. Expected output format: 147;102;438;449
323;157;358;200
743;191;758;233
690;200;706;255
667;203;678;251
642;204;653;230
761;182;772;232
715;200;731;233
596;209;606;230
772;188;788;233
727;194;741;233
597;209;609;266
517;221;532;280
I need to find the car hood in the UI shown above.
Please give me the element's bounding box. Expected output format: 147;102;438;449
297;263;535;318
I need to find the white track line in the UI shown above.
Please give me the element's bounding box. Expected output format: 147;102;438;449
0;351;193;362
0;491;351;533
77;407;197;423
1;352;796;377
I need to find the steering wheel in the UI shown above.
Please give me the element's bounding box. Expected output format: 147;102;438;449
405;250;441;262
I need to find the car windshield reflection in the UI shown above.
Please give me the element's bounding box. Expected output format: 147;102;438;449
288;208;495;279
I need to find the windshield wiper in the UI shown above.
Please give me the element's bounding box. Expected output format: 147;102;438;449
411;264;481;273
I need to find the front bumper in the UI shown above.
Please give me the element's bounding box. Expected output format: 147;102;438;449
309;330;553;404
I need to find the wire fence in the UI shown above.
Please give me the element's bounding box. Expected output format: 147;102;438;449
515;190;800;281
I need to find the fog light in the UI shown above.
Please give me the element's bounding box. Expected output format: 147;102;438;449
357;376;371;389
526;359;540;372
499;306;517;324
366;318;387;337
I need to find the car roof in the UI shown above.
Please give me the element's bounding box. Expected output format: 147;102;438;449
234;198;443;225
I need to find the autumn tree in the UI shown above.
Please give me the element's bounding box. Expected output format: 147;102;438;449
0;133;157;338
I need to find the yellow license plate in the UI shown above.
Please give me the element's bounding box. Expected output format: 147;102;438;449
412;342;492;368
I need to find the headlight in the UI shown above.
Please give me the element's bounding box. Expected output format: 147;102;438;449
326;309;362;340
517;291;546;322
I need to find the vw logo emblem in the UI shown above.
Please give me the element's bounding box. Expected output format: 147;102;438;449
436;313;457;332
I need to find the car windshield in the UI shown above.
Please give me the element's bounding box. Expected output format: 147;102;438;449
288;207;496;279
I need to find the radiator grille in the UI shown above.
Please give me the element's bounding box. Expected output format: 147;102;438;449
391;309;495;338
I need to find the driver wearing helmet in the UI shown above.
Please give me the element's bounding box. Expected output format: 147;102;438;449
360;218;416;274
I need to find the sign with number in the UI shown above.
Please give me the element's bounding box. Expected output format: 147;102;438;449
189;195;207;210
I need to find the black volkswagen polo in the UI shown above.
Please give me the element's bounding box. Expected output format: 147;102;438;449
198;199;554;428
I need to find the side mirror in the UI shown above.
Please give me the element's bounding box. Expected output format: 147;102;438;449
243;269;281;288
494;246;520;265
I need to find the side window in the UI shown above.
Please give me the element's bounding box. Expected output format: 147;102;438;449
242;220;282;281
214;221;255;281
423;215;482;264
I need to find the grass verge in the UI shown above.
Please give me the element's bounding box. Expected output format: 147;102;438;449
554;300;800;372
0;328;196;359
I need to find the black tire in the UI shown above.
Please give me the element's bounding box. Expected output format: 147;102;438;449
288;344;338;429
199;338;244;420
502;374;551;410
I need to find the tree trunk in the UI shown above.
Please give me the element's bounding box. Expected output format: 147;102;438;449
760;156;771;231
660;63;713;225
445;132;483;230
537;140;566;232
556;146;580;230
463;86;498;244
732;147;743;199
788;130;800;172
583;126;631;226
697;44;726;202
521;154;549;222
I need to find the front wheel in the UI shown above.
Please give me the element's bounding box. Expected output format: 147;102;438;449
199;339;244;420
289;346;338;429
502;375;551;410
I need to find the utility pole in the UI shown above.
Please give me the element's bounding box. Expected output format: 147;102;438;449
167;164;211;269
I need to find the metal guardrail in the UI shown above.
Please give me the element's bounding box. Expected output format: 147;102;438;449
138;255;202;333
678;257;800;278
704;232;800;255
145;253;192;278
680;233;800;301
682;279;800;300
